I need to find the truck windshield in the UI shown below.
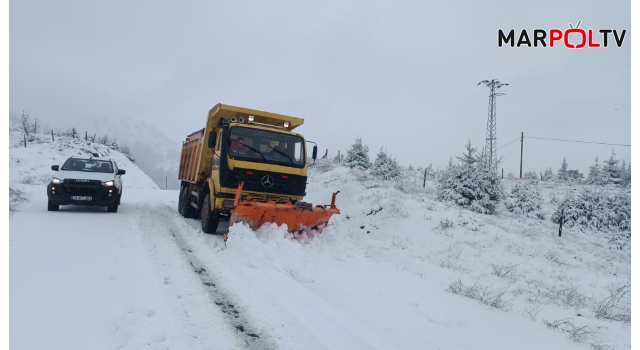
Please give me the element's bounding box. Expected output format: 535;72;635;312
228;127;305;168
61;158;114;173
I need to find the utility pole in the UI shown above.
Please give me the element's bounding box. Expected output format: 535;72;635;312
478;79;509;176
520;132;523;179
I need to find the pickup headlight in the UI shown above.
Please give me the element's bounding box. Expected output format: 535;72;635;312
102;180;115;187
52;178;63;184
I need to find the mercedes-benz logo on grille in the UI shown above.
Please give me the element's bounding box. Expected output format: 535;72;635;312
261;175;274;188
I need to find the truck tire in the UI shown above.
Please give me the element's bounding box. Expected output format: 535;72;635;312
201;193;219;234
47;200;59;211
180;187;193;218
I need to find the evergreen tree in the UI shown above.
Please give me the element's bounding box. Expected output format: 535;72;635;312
601;150;621;186
586;156;601;185
543;167;553;181
345;136;371;170
557;157;569;182
437;140;502;214
371;146;402;180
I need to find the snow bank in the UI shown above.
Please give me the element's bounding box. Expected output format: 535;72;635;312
170;158;630;349
9;131;158;189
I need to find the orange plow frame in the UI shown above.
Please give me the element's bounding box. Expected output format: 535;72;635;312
228;182;340;232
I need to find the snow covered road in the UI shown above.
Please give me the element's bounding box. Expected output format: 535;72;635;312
10;186;247;350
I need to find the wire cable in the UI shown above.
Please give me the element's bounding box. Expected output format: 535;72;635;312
496;137;521;151
525;136;630;147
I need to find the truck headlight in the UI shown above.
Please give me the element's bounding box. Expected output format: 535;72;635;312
52;178;63;184
102;181;115;186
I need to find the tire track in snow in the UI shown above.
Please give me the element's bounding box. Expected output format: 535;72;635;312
156;207;275;350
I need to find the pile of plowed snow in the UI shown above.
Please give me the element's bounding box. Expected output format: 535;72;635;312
9;131;158;189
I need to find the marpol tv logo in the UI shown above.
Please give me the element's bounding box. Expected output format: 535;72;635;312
498;21;627;48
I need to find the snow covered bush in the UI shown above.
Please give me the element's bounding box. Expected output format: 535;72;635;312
551;187;631;236
371;147;402;181
437;140;502;214
504;182;544;219
345;136;371;170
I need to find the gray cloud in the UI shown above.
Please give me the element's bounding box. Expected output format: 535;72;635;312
10;0;630;176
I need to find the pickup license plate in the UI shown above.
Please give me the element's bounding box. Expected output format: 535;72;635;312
71;196;92;201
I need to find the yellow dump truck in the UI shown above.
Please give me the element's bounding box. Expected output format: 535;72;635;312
178;103;340;234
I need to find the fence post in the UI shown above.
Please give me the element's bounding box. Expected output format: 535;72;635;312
338;150;340;163
85;131;88;140
24;134;27;147
51;130;54;141
558;208;564;237
423;168;427;188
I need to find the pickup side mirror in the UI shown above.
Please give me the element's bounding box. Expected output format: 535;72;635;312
117;169;126;175
208;131;216;149
312;145;318;160
51;165;59;171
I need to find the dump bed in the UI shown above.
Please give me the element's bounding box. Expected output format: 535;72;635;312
178;128;206;183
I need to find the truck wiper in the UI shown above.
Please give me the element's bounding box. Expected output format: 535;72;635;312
238;142;266;162
267;146;294;166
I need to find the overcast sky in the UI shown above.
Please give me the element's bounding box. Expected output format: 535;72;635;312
10;0;630;176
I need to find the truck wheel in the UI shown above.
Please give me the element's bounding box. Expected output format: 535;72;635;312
47;200;59;211
180;187;193;218
201;193;219;234
107;203;118;213
117;189;122;205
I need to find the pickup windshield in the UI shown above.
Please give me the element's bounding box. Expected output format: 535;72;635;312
61;158;114;173
228;127;305;168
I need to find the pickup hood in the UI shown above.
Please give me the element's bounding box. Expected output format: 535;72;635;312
55;170;114;182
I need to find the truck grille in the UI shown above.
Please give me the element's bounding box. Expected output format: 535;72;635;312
236;169;305;196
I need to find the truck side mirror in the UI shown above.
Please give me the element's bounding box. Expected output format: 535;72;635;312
208;131;216;149
117;169;126;175
51;165;59;171
312;145;318;160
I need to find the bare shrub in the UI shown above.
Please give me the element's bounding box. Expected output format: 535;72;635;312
437;245;464;270
9;187;29;213
521;304;542;321
547;282;588;309
543;318;600;344
439;218;454;229
593;280;630;323
491;262;519;282
447;277;513;311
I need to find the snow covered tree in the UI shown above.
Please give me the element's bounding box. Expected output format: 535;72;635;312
586;156;605;185
543;167;553;181
552;187;630;234
504;183;544;219
566;169;584;183
345;136;371;170
557;157;569;182
371;146;402;180
437;140;502;214
523;171;538;180
601;150;621;186
119;146;135;162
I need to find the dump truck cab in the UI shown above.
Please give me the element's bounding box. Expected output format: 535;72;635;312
178;104;319;233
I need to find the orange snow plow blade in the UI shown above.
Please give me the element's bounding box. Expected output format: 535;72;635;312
229;182;340;232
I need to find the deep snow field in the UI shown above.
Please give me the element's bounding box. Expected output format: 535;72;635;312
9;132;630;349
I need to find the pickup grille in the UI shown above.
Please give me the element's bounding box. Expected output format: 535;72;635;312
63;179;103;196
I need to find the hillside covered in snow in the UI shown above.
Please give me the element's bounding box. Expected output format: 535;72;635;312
9;135;630;350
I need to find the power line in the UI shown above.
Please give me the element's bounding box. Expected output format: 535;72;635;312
496;136;521;152
525;136;630;147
